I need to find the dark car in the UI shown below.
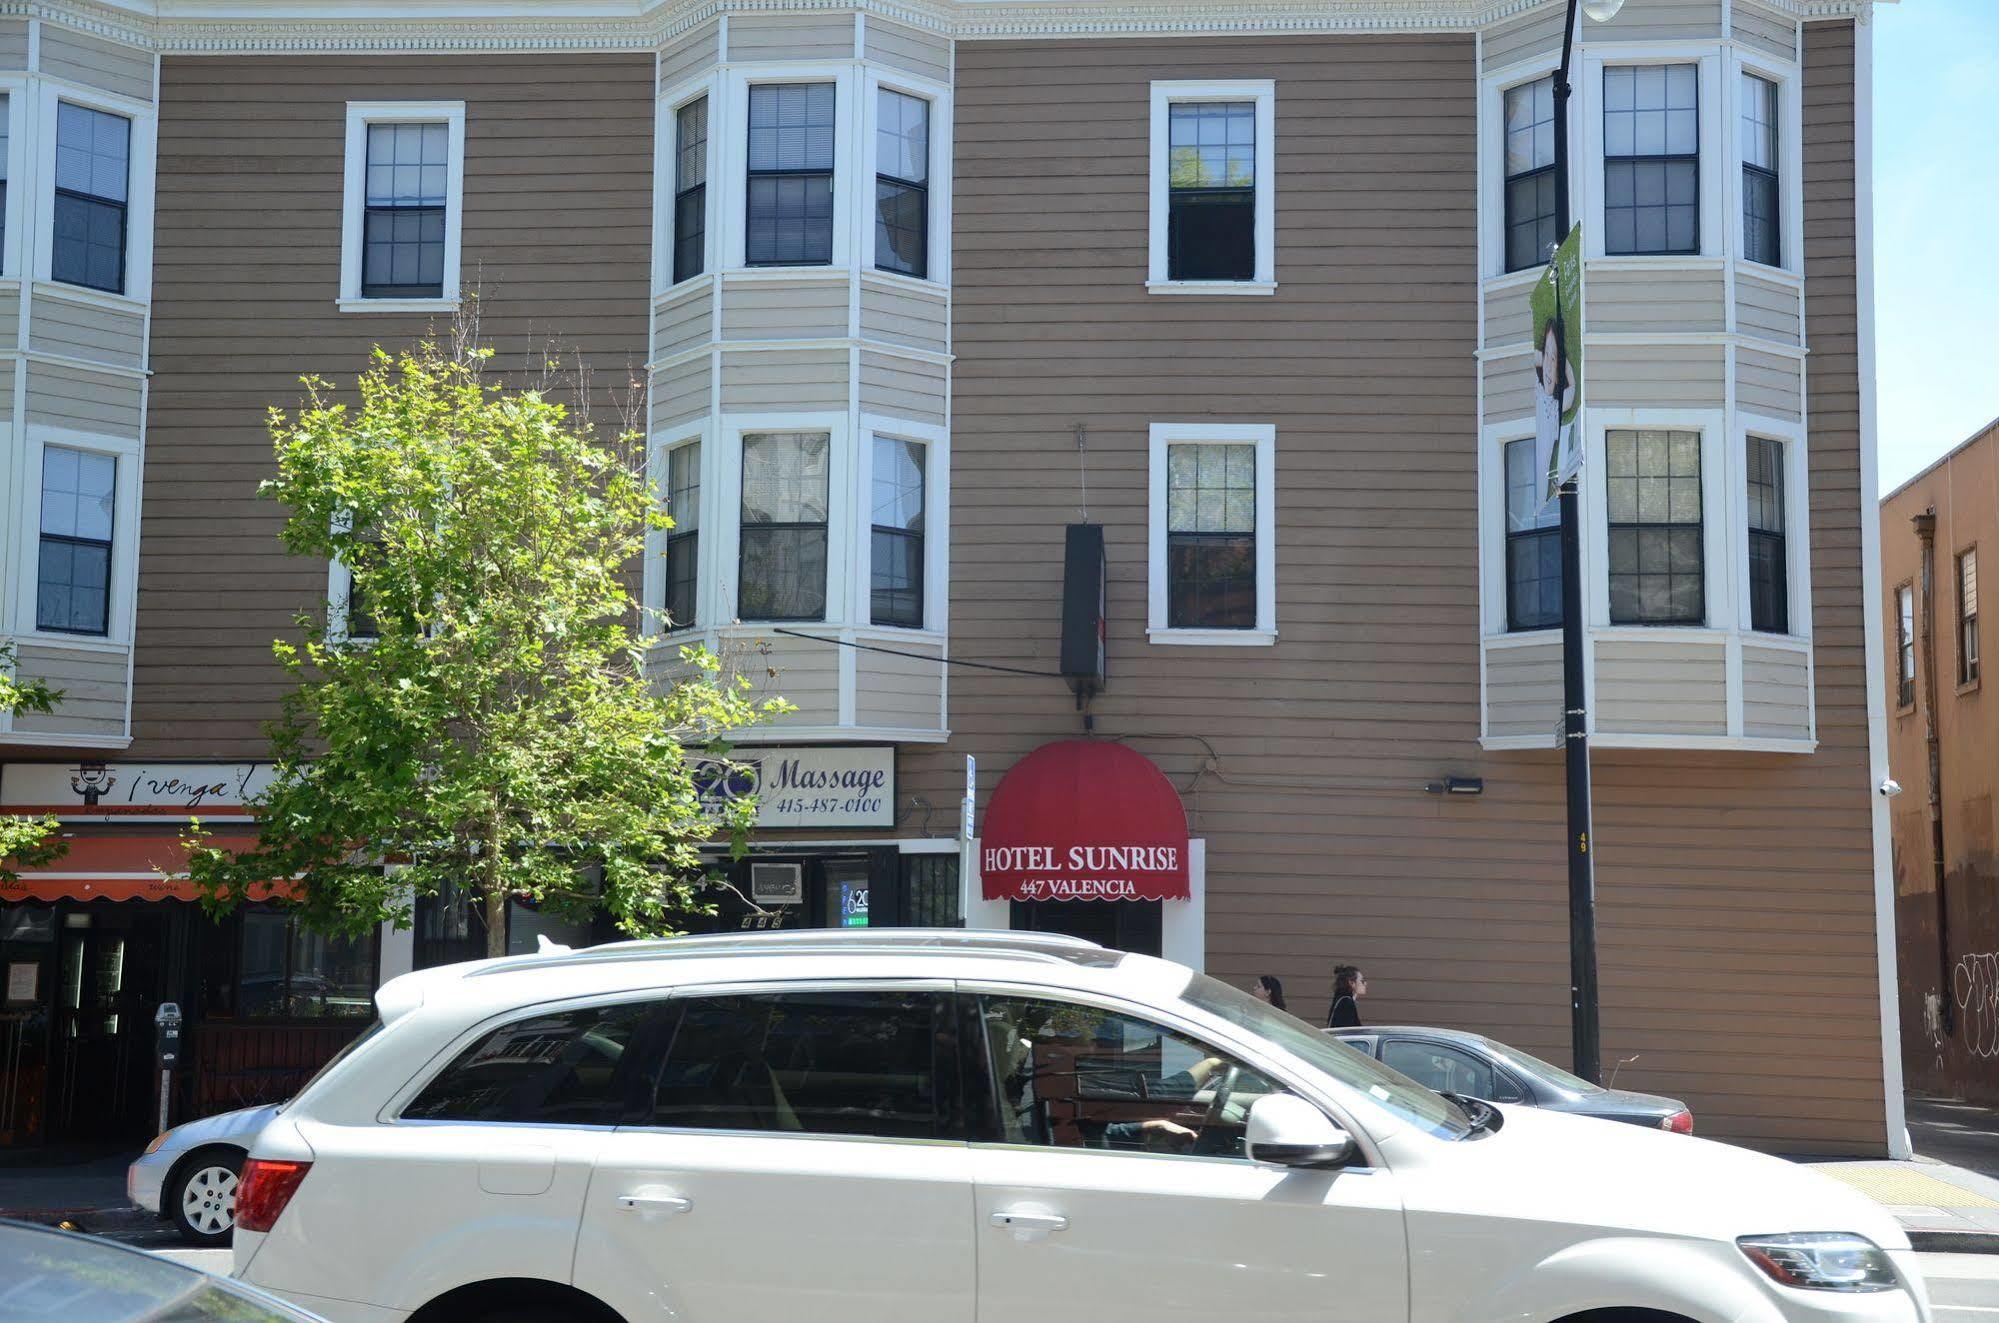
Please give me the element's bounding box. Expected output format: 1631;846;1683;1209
0;1218;328;1320
1329;1025;1694;1133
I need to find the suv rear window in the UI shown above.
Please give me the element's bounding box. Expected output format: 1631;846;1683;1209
403;1003;658;1125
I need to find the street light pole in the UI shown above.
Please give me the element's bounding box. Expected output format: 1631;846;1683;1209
1552;0;1613;1085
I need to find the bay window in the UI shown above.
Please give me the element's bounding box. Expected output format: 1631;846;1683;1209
1503;76;1557;274
875;89;929;279
746;83;836;267
664;441;701;629
1606;428;1704;626
53;101;130;294
37;446;116;636
1603;64;1698;256
871;437;926;627
1504;438;1561;631
1741;73;1781;267
739;431;830;621
1747;436;1788;634
674;97;709;284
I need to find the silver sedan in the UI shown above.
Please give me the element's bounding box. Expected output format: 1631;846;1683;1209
126;1102;277;1245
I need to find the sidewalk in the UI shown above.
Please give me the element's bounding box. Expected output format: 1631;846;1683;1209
1807;1096;1999;1255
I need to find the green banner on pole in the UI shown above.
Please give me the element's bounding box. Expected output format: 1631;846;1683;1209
1530;223;1584;511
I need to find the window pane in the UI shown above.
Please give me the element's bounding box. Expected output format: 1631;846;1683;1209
1381;1040;1498;1100
1168;190;1254;280
403;1003;658;1125
1168;103;1254;188
873;437;925;532
1504;438;1558;533
1166;443;1254;533
877;88;928;185
1603;65;1699;256
362;204;446;296
739;526;828;621
1742;74;1779;170
1168;534;1256;630
1743;166;1780;266
288;925;378;1020
665;531;699;629
978;995;1284;1160
677;97;709;191
663;442;700;629
56;102;129;204
237;912;291;1018
742;432;829;524
748;83;836;172
667;442;701;532
746;173;834;266
675;98;708;283
649;990;957;1139
872;528;923;628
365;123;447;205
1606;428;1703;625
875;177;927;278
51;193;125;293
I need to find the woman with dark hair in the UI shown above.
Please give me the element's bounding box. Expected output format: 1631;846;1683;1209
1252;975;1287;1012
1327;965;1365;1029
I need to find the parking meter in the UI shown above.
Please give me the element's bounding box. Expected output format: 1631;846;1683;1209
154;1003;182;1134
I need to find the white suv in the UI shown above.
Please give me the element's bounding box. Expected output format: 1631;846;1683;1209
232;931;1929;1323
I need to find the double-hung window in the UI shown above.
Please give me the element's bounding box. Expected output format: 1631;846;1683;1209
1603;64;1698;256
37;446;117;636
871;437;926;628
739;432;830;621
663;442;701;629
746;84;836;267
673;98;708;284
1741;73;1781;267
53;102;131;294
1149;424;1275;641
1504;439;1561;631
875;89;929;279
1606;429;1704;625
1503;76;1558;273
1747;437;1788;634
1896;583;1916;708
363;123;448;297
1959;548;1980;687
0;97;10;267
1167;101;1256;281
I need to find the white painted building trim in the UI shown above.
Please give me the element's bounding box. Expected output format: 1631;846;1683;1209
337;100;466;311
1146;79;1276;294
1146;421;1278;646
32;79;157;305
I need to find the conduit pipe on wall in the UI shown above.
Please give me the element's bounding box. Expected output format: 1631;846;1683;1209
1914;509;1955;1035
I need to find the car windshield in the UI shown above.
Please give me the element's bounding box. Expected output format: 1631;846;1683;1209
1179;974;1473;1140
1485;1038;1603;1095
277;1019;382;1113
0;1221;321;1320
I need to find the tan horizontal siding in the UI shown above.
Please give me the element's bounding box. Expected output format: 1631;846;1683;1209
26;362;143;438
1742;643;1812;740
1486;640;1561;740
859;351;946;428
855;641;945;729
9;643;127;738
0;19;27;67
1733;2;1798;61
1587;0;1723;40
720;348;847;412
653;286;712;359
1588;343;1726;409
1737;345;1804;421
41;26;154;102
652;356;710;430
660;20;720;93
722;279;848;342
727;14;854;63
29;293;149;369
1594;638;1729;735
139;53;652;758
1736;272;1803;345
861;280;949;354
865;18;950;84
1482;4;1562;74
0;289;18;352
1586;265;1725;334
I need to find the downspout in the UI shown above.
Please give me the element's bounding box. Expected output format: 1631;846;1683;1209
1913;509;1954;1034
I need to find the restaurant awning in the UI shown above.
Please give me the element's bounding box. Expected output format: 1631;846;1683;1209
980;740;1190;902
0;830;281;903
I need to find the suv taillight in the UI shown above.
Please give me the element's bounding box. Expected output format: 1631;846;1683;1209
235;1158;311;1233
1660;1110;1695;1135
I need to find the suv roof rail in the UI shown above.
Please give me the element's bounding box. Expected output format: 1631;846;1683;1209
463;927;1116;979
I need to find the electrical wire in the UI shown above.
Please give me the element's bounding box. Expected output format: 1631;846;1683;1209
769;627;1070;680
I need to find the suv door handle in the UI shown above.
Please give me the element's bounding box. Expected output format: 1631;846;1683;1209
617;1192;693;1221
990;1208;1068;1241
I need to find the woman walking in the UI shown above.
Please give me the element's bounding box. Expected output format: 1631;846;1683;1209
1252;975;1287;1012
1326;964;1365;1029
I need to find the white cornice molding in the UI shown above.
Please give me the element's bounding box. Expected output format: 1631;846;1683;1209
1;0;1884;54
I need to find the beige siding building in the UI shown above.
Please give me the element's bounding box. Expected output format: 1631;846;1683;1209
0;0;1898;1158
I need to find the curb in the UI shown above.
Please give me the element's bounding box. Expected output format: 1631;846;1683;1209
1910;1229;1999;1256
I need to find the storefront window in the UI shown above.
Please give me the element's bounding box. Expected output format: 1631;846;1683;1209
901;854;959;927
239;910;377;1020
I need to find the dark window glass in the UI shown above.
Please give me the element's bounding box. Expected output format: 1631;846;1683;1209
1603;64;1699;256
900;853;960;927
362;122;448;298
976;995;1284;1160
1380;1039;1500;1099
648;989;959;1139
36;445;115;635
674;98;708;284
1167;101;1255;281
1606;429;1704;625
871;436;925;627
1747;436;1788;634
1166;442;1256;629
1741;73;1781;267
237;909;378;1021
1503;76;1558;273
739;431;829;621
875;89;928;278
52;102;128;294
1959;549;1980;686
1897;583;1916;708
747;84;835;266
403;1003;659;1124
0;97;11;271
1504;438;1561;631
664;442;700;629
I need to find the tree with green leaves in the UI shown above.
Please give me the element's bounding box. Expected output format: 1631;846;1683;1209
0;646;66;882
186;338;786;957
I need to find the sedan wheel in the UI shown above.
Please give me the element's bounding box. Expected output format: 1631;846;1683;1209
172;1151;243;1245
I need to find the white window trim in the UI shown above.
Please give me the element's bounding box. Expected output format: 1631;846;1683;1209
858;414;949;632
1479;57;1567;281
1146;79;1277;295
338;100;466;313
1578;46;1726;264
861;68;953;289
718;65;856;275
1583;408;1728;632
324;510;375;645
34;82;156;306
643;420;710;638
718;411;854;626
1147;422;1277;646
657;75;721;293
8;428;142;648
1479;426;1558;638
1729;50;1805;278
0;75;27;283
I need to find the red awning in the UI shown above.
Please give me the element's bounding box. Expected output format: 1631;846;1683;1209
0;831;286;903
980;740;1190;902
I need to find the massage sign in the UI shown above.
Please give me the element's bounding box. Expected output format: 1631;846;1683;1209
979;740;1191;903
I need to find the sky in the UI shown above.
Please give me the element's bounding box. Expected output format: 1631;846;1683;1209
1873;0;1999;492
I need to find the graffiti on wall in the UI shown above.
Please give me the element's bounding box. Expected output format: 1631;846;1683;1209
1958;952;1999;1061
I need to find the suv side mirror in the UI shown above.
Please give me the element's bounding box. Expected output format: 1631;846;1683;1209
1245;1094;1356;1169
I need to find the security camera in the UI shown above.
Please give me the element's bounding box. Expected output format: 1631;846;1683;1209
1879;778;1903;798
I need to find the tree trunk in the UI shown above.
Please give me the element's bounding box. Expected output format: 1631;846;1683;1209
483;810;507;959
